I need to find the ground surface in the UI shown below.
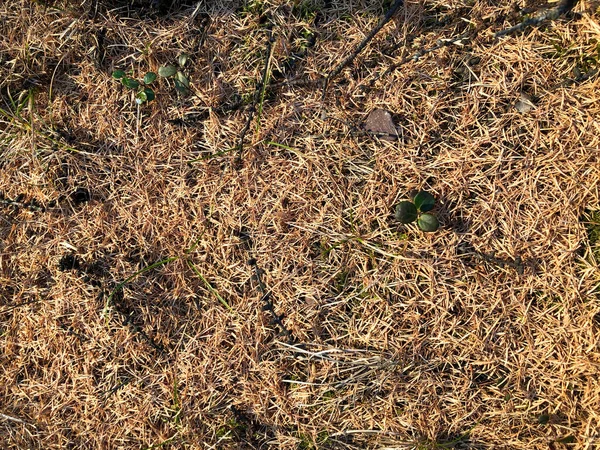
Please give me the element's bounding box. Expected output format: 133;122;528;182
1;0;600;448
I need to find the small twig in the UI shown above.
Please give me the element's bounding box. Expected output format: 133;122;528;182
360;32;471;93
102;378;131;400
0;412;26;424
124;316;166;353
267;76;321;91
495;0;579;38
470;250;525;275
321;0;404;100
255;33;275;131
0;298;44;314
0;411;37;429
0;194;46;212
235;22;275;166
248;258;294;343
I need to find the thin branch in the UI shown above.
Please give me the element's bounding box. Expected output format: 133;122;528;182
0;411;35;428
362;32;470;92
495;0;579;38
321;0;404;99
235;23;275;165
268;76;320;91
248;258;294;343
0;193;46;212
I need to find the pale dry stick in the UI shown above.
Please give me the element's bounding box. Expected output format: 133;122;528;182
321;0;405;101
205;432;234;450
281;379;329;386
279;341;370;361
277;341;399;368
0;412;36;429
330;429;405;438
278;343;400;393
0;412;25;423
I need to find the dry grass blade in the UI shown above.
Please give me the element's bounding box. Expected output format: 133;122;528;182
1;0;600;448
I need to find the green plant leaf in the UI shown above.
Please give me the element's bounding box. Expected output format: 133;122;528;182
178;53;189;67
395;201;418;224
112;69;125;79
414;191;436;212
143;87;155;102
158;65;177;77
121;77;140;89
174;79;184;92
135;90;147;104
174;79;189;93
538;414;550;425
555;436;576;444
417;213;439;232
176;71;190;88
143;72;157;84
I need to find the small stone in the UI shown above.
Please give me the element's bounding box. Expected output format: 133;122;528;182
514;93;535;113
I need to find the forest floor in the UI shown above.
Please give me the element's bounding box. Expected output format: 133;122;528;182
1;0;600;448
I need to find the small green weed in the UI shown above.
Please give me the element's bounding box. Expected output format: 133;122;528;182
293;0;319;22
394;190;440;232
112;54;191;104
170;377;182;425
585;210;600;257
414;427;474;449
112;69;157;104
239;0;265;16
158;53;191;93
297;430;330;449
297;28;316;52
216;417;247;439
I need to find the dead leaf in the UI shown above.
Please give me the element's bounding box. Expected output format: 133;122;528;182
364;108;398;141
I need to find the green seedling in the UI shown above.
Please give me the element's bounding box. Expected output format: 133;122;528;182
413;190;435;211
112;69;156;104
395;201;417;224
158;53;191;93
395;190;440;232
